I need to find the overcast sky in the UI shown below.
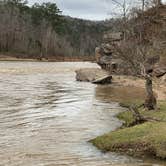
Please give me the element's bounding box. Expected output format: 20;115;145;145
28;0;166;21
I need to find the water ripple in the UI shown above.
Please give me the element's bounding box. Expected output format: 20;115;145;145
0;62;164;166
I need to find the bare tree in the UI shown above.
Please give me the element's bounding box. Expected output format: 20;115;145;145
135;0;163;11
105;0;134;41
145;0;162;8
141;0;145;11
112;36;158;110
154;0;162;5
109;0;131;18
141;65;157;110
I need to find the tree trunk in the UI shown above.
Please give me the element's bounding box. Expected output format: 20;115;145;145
144;75;157;110
154;0;162;6
142;0;145;11
157;0;162;5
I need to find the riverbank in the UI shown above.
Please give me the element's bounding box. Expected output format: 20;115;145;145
91;75;166;160
111;75;166;101
0;54;95;62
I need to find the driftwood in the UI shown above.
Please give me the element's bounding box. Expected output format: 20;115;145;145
92;75;112;84
128;105;163;125
129;105;147;125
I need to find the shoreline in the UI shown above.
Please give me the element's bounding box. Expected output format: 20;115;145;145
0;55;95;62
112;75;166;101
90;75;166;161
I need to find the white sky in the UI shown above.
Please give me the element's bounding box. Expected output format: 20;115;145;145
28;0;166;21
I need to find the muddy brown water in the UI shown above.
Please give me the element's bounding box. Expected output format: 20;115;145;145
0;62;165;166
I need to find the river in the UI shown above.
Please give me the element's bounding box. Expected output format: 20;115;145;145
0;62;164;166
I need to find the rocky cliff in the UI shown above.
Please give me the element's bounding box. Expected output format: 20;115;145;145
95;5;166;78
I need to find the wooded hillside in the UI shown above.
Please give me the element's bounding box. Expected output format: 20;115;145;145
0;0;111;60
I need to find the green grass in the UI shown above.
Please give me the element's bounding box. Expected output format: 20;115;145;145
91;102;166;159
117;111;136;127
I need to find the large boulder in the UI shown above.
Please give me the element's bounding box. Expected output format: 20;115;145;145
95;47;102;64
101;43;113;55
75;68;112;84
161;74;166;83
153;66;166;77
95;31;124;74
99;55;112;65
145;55;160;66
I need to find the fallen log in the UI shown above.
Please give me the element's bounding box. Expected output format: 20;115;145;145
129;105;147;125
92;75;112;84
128;105;164;126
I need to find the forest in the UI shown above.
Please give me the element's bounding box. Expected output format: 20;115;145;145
0;0;111;60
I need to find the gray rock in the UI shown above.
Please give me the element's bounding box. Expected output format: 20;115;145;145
153;66;166;77
75;68;111;84
101;43;113;54
145;55;160;66
161;74;166;83
95;47;102;64
100;55;112;65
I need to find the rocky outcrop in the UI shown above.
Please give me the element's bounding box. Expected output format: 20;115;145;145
161;74;166;83
95;31;165;77
95;32;124;73
75;68;112;84
75;32;122;84
153;66;166;77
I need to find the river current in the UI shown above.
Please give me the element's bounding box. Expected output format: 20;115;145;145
0;62;164;166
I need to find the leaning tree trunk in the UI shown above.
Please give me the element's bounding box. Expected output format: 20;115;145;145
157;0;162;5
144;74;157;110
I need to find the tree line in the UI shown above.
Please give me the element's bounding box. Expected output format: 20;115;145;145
0;0;110;60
